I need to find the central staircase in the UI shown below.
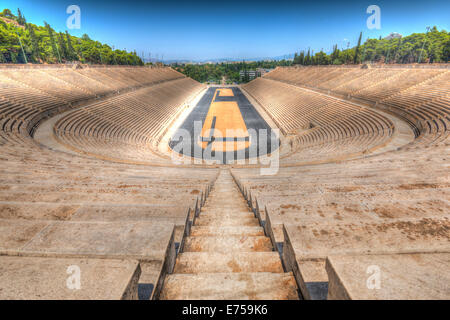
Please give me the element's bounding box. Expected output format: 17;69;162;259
159;169;299;300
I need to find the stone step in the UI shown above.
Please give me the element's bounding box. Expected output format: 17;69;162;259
206;189;238;194
174;252;284;273
199;211;255;219
201;203;250;210
158;170;300;300
160;272;299;300
209;186;235;190
204;194;244;198
194;216;260;227
183;236;273;253
203;201;249;208
200;207;252;213
326;253;450;300
190;226;265;237
206;192;245;197
0;256;140;300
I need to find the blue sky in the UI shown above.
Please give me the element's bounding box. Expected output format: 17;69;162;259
2;0;449;60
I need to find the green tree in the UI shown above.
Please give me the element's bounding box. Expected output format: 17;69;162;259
443;38;450;62
354;31;362;64
28;24;40;62
10;51;18;63
330;44;341;64
0;9;145;65
44;21;60;62
65;31;77;61
305;48;311;65
57;32;68;60
17;8;26;25
1;9;14;18
299;51;305;65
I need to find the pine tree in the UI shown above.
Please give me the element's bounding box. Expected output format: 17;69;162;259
28;24;40;62
443;38;450;62
1;9;13;18
65;31;77;60
0;52;6;63
66;30;76;60
299;51;305;65
17;8;26;25
305;48;311;65
394;38;402;63
57;33;68;60
354;32;362;64
11;51;18;63
44;22;61;63
331;44;341;64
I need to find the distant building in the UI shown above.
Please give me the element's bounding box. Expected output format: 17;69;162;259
239;68;273;81
239;70;257;81
384;32;402;40
256;68;273;77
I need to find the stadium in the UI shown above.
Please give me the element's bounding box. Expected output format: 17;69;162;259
0;1;449;303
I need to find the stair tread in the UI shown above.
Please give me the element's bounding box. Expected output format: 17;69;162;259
202;205;250;210
160;272;299;300
190;226;264;237
197;212;255;219
184;236;273;252
159;170;299;300
200;210;253;215
174;252;284;273
194;216;260;227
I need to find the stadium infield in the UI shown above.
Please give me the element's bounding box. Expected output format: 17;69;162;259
169;86;279;163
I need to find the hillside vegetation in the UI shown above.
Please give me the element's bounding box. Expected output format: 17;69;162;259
174;60;292;84
175;29;449;84
0;8;143;65
293;28;450;65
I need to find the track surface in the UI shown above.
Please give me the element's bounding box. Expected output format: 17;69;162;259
169;87;278;163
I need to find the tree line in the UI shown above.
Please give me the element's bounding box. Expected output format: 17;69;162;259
174;28;449;84
173;60;292;84
0;8;144;65
293;28;450;65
